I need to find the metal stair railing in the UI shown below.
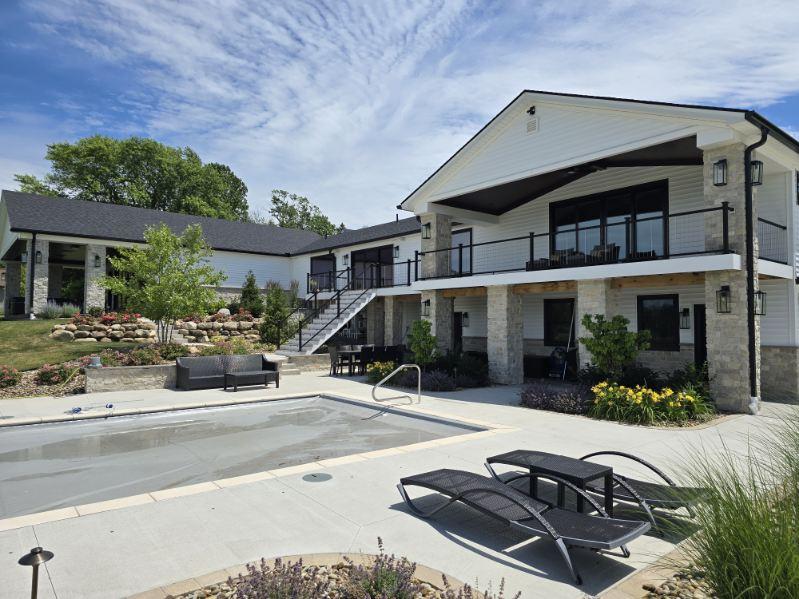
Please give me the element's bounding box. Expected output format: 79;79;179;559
372;364;421;404
277;284;347;350
296;286;373;352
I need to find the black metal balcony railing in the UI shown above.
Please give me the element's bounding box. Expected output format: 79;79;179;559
757;218;789;264
307;259;421;293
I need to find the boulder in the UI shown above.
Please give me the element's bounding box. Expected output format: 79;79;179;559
211;322;223;330
77;324;93;332
123;331;137;338
100;337;113;343
65;323;78;332
122;338;136;343
91;331;106;339
74;330;89;339
74;337;97;343
217;308;231;316
140;322;156;330
185;321;197;330
123;323;139;331
50;330;74;341
197;322;212;331
222;321;239;331
92;324;107;332
52;324;66;331
108;331;124;341
110;324;123;331
238;321;253;330
229;330;241;337
245;334;261;342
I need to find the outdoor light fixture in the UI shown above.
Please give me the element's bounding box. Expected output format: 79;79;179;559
680;308;691;329
342;254;349;266
422;299;431;317
751;160;764;186
35;250;42;264
18;546;54;599
20;251;27;264
393;245;400;259
754;290;767;316
462;312;469;327
716;285;732;314
422;223;431;239
93;254;101;268
713;159;727;186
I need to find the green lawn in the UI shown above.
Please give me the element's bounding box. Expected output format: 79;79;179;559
0;319;124;371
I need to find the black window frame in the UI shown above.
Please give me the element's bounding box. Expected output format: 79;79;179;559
637;294;680;351
548;180;669;258
544;298;576;347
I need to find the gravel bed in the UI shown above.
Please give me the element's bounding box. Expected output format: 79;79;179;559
0;368;85;399
643;569;716;598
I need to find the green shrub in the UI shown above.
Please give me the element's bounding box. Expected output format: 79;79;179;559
59;303;81;318
407;320;437;368
35;363;76;385
666;361;711;401
239;271;265;317
87;306;104;317
679;415;799;598
259;282;292;345
36;301;63;319
199;344;230;356
366;361;396;384
0;365;21;388
520;381;591;414
588;381;714;425
126;347;161;366
156;343;190;361
579;314;650;380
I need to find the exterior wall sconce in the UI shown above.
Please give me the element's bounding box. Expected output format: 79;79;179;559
393;245;400;259
754;290;766;316
342;254;349;266
421;222;431;239
93;254;101;268
422;299;431;317
680;308;691;329
716;285;732;313
20;251;27;264
713;159;727;186
462;312;469;327
35;250;42;264
750;160;764;186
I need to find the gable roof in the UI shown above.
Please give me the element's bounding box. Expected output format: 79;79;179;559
1;191;321;256
295;216;420;254
399;90;799;212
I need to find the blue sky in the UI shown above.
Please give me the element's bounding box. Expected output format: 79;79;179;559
1;1;799;227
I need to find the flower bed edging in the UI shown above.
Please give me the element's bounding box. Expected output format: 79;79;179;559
84;364;176;393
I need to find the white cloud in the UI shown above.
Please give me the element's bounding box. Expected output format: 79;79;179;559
11;0;799;225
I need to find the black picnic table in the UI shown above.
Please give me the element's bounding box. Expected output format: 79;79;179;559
487;450;615;516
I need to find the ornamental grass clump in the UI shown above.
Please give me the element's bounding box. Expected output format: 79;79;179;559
589;381;713;425
677;415;799;598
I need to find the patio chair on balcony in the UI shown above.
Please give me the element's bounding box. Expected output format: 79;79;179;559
550;249;585;268
580;451;706;527
587;243;620;265
398;469;650;585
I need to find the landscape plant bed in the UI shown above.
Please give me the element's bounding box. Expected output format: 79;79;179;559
0;367;85;399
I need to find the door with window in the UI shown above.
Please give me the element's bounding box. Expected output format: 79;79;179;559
451;229;472;276
310;254;336;291
637;295;680;351
544;298;576;348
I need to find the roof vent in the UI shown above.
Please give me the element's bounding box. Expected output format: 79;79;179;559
526;116;539;134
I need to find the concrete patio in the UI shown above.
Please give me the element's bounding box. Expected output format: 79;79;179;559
0;372;794;598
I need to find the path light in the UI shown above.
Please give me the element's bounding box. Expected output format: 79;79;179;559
18;547;54;599
716;285;732;313
713;159;727;186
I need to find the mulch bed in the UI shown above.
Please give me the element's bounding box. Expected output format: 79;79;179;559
0;368;85;399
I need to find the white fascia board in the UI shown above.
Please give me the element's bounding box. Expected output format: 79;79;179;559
375;287;420;297
411;254;742;291
758;259;794;280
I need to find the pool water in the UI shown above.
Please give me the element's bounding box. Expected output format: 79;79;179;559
0;396;479;518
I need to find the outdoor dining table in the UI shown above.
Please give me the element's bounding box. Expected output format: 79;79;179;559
336;348;362;376
487;449;615;516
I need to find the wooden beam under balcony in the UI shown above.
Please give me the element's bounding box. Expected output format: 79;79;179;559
610;273;705;289
513;281;576;294
441;287;487;298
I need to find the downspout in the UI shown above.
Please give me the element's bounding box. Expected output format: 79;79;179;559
27;232;37;319
744;126;768;414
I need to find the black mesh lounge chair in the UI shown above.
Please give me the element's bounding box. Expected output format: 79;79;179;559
580;451;705;527
398;469;650;585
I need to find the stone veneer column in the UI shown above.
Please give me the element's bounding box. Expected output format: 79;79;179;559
576;279;611;368
487;285;523;384
366;297;385;346
421;290;452;354
420;213;452;279
23;239;33;314
84;245;107;311
702;143;760;413
4;261;21;316
30;240;50;315
384;296;404;346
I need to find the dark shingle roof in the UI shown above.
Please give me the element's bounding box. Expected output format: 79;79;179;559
295;216;420;254
2;191;321;256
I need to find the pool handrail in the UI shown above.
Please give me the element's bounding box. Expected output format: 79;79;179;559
372;364;421;404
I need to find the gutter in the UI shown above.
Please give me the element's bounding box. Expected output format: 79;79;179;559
744;126;769;415
27;232;36;319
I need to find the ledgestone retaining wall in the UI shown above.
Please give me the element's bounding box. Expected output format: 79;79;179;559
84;364;177;393
175;318;263;344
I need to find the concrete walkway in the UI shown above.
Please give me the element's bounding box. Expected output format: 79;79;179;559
0;374;794;598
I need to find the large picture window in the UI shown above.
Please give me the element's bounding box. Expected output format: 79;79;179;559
637;294;680;351
544;298;576;347
549;180;668;259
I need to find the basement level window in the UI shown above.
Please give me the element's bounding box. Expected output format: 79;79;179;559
637;294;680;351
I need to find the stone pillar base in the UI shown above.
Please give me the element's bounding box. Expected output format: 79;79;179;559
366;298;385;346
384;296;403;346
576;279;611;368
421;290;452;354
487;285;523;385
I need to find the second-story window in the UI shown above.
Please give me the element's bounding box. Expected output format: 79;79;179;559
451;229;472;275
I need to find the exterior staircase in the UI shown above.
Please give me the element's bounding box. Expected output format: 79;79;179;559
279;288;376;355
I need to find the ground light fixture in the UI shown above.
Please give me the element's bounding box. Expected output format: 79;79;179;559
716;285;732;313
680;307;691;329
422;299;431;317
18;546;54;599
754;289;767;316
713;159;727;186
751;160;764;186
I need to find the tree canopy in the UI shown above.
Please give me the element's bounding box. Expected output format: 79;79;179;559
15;136;249;221
99;223;226;343
253;189;344;237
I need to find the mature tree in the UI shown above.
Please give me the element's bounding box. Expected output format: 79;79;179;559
99;224;226;343
15;136;249;220
260;189;344;236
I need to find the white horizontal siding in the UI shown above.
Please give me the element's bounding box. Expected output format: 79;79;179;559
430;103;704;201
760;279;792;346
209;251;292;288
611;285;703;345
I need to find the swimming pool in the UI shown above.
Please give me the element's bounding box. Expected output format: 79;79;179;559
0;395;480;518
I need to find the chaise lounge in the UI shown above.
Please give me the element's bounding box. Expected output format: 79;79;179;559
398;469;650;585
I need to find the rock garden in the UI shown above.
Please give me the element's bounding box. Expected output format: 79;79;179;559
50;312;157;343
